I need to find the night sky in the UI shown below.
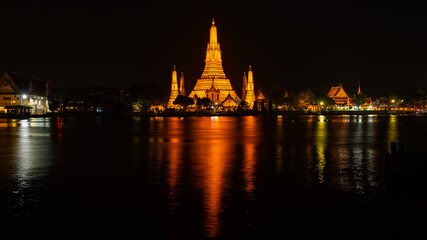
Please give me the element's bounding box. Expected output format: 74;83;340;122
1;1;427;97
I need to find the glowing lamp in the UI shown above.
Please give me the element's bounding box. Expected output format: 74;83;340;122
22;94;28;99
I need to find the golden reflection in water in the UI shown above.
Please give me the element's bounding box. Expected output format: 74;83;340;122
165;118;183;211
386;115;398;153
192;117;235;238
315;116;327;184
242;117;257;198
204;139;224;238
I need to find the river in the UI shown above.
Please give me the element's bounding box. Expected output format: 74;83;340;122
0;115;426;239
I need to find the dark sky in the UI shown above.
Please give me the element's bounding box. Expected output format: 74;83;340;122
1;1;427;97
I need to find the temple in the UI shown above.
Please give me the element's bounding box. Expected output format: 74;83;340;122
242;65;256;108
188;19;240;104
179;72;185;96
327;83;350;105
167;66;179;108
327;81;372;108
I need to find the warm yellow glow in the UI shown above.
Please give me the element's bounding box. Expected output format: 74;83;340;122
315;119;327;183
242;117;257;197
165;118;183;212
210;19;217;45
190;117;235;238
391;99;395;103
387;115;398;153
320;101;324;105
188;20;238;103
168;66;180;108
244;65;255;107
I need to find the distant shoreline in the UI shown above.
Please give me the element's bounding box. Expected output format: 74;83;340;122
1;110;421;119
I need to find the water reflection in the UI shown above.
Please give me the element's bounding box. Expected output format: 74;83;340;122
165;118;183;213
387;115;398;153
5;119;53;211
242;117;257;198
315;116;327;184
191;117;235;238
15;120;32;195
2;115;420;238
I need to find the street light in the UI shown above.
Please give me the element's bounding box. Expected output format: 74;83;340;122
21;94;28;106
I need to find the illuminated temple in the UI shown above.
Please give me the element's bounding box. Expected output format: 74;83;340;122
167;19;263;109
188;19;239;104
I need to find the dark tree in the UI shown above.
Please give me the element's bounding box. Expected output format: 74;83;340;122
294;89;315;109
353;93;367;107
173;95;194;109
126;83;168;111
196;97;212;109
269;88;285;110
312;89;335;107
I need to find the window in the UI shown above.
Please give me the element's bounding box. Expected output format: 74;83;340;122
3;97;11;100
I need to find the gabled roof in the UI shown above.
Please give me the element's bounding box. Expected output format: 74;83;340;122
327;86;340;98
206;84;220;93
222;93;234;101
221;93;238;107
327;84;349;100
1;72;48;96
256;89;266;100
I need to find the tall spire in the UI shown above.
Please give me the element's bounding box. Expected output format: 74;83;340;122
168;65;179;108
201;19;225;78
242;72;248;101
179;72;185;96
245;65;256;108
188;19;239;104
210;18;217;45
357;79;362;95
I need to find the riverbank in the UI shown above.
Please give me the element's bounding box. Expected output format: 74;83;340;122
0;110;420;119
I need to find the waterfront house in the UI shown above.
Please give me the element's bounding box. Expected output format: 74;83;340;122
0;72;50;114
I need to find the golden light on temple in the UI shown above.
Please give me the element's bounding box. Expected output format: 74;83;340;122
166;19;261;109
243;65;256;107
167;66;179;108
188;19;239;104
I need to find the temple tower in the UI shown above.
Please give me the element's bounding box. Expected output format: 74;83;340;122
179;72;185;96
357;79;362;95
201;19;226;78
168;65;179;108
242;72;247;102
189;19;238;103
245;65;256;108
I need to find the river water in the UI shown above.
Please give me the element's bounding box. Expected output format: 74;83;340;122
0;115;426;239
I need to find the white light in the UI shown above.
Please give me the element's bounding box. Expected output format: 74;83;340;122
22;94;28;99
